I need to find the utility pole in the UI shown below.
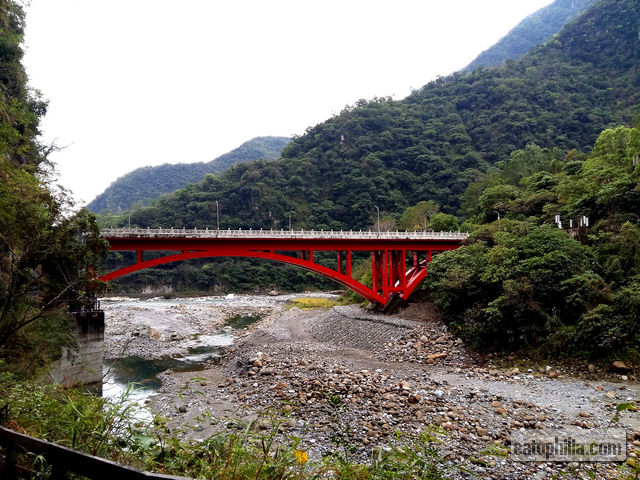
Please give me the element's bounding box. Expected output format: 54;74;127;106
215;200;220;232
375;206;380;233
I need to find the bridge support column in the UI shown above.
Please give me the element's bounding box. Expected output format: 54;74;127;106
51;309;105;390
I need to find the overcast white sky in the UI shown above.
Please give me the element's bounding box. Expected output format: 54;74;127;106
23;0;553;205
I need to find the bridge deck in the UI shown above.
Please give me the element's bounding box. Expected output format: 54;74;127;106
100;227;470;241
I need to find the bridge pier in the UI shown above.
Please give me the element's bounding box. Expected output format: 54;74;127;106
51;300;104;390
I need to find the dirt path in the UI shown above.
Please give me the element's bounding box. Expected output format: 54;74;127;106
140;301;640;479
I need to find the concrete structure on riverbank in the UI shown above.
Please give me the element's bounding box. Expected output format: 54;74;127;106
51;303;105;389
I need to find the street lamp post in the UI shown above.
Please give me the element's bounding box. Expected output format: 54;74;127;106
375;206;380;233
216;200;220;232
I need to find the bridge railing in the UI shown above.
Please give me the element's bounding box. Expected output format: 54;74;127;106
100;227;470;241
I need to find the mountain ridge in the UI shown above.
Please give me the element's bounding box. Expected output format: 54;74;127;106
463;0;597;72
87;136;290;213
121;0;638;232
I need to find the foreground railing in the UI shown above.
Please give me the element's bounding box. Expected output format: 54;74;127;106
0;425;188;480
100;227;470;241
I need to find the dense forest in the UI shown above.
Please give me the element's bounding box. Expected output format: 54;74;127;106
87;136;290;213
0;1;106;373
463;0;596;72
99;0;640;304
426;125;640;357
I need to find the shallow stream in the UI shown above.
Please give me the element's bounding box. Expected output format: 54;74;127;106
102;307;263;408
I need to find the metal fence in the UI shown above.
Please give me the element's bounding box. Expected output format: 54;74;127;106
0;425;189;480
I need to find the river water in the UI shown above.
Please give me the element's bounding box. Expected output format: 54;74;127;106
99;294;334;412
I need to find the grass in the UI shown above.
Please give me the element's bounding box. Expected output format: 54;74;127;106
286;297;340;310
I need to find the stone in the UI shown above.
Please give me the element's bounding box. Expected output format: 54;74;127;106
578;411;590;418
427;352;448;360
268;290;279;296
491;401;501;408
612;361;631;372
588;364;596;373
400;380;411;390
178;405;187;413
548;371;559;379
281;404;293;413
148;327;164;341
476;426;488;436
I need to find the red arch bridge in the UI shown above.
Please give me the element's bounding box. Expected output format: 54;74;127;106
99;228;469;310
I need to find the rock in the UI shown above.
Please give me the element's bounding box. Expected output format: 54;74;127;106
491;401;501;408
268;290;279;296
427;352;448;360
578;411;590;418
548;371;559;379
400;380;411;390
178;405;187;413
433;389;445;399
148;327;164;341
476;426;488;436
612;361;631;372
420;335;428;343
588;364;596;373
281;404;293;413
496;408;506;415
259;367;275;375
511;367;520;374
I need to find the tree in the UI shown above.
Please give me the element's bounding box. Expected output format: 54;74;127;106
0;1;108;371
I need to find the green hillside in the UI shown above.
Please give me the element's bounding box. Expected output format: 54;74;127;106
463;0;597;72
87;136;290;213
122;0;639;231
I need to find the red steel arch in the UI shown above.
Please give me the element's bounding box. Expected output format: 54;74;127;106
99;229;467;308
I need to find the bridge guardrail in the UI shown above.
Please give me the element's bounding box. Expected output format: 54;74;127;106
100;227;470;241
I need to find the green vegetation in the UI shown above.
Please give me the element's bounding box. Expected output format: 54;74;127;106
426;126;640;358
0;0;106;374
88;136;291;214
286;297;341;310
463;0;596;72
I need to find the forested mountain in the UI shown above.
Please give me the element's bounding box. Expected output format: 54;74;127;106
463;0;596;72
118;0;638;232
87;136;290;213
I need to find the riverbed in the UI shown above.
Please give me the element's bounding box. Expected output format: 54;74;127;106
102;295;640;479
